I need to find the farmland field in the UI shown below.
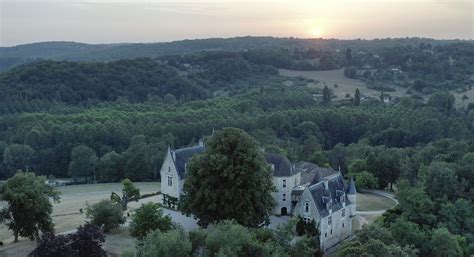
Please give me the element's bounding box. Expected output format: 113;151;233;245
0;182;160;257
279;68;411;100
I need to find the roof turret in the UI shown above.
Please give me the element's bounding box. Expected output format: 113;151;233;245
347;176;356;195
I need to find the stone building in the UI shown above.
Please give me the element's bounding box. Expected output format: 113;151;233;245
159;143;356;250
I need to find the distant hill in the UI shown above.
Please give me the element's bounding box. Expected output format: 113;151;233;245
0;37;466;71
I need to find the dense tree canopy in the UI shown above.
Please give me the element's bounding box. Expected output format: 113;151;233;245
181;128;276;227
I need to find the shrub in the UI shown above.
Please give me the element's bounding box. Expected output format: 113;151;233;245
86;200;125;232
29;223;106;257
351;171;379;189
137;227;192;257
130;202;173;239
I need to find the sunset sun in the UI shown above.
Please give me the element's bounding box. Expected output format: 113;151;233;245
312;27;324;37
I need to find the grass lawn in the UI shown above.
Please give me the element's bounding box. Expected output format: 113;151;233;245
0;182;160;257
356;192;397;211
279;68;411;100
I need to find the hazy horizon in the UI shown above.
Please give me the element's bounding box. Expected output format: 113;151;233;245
1;0;473;47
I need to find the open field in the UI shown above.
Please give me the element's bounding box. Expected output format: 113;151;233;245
0;182;160;257
356;192;397;212
279;68;411;100
453;87;474;108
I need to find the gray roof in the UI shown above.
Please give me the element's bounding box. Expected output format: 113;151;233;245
347;176;356;195
171;145;205;179
265;153;296;177
295;161;339;185
308;173;348;217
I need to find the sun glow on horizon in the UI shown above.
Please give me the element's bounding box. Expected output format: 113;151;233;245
311;27;324;38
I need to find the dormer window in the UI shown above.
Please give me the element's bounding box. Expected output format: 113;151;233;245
283;179;286;188
305;202;309;213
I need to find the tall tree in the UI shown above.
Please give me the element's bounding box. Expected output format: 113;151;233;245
322;86;331;104
427;92;455;114
0;172;60;242
3;144;35;177
354;88;361;106
68;145;98;183
129;202;173;239
124;135;153;181
181;128;275;227
345;48;352;64
96;151;124;182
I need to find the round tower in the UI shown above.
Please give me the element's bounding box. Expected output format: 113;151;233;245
346;176;357;216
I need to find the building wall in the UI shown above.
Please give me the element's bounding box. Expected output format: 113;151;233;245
319;205;352;250
293;188;321;223
293;187;353;251
159;150;181;200
273;172;301;215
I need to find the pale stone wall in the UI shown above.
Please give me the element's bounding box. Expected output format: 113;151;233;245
293;186;353;251
319;206;352;250
273;172;302;215
159;150;181;199
293;187;321;223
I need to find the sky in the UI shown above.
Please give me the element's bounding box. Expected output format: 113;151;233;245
0;0;473;46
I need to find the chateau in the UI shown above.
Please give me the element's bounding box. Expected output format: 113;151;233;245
160;143;356;251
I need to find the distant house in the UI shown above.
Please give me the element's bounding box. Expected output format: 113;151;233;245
382;95;393;103
159;144;357;251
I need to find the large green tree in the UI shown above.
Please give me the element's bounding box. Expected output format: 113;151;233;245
0;172;60;242
124;135;153;181
2;144;34;177
96;151;124;182
129;202;173;239
68;145;98;182
181;128;275;227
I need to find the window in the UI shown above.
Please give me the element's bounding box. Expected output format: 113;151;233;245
305;202;309;213
342;223;345;228
283;193;286;201
342;209;345;217
328;216;332;225
283;179;286;188
325;233;327;238
168;166;170;173
330;229;333;235
167;175;173;187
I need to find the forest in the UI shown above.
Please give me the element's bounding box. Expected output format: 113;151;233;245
0;37;473;255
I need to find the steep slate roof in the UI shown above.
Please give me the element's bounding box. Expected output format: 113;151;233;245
308;173;348;217
347;176;356;195
265;153;296;177
309;182;331;217
295;161;339;185
171;145;205;179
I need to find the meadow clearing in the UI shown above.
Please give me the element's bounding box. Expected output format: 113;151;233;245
279;68;411;100
0;182;160;257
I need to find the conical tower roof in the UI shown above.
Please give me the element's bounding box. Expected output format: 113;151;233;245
347;176;356;195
